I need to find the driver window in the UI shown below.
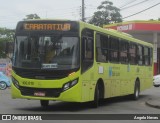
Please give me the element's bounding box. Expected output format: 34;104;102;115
84;37;93;59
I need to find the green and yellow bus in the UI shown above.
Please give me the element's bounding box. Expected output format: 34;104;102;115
11;20;153;108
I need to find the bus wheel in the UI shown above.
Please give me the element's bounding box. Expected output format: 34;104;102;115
91;84;100;108
40;100;49;108
132;81;140;100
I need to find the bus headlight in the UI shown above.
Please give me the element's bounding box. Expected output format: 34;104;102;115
12;77;20;89
63;78;78;91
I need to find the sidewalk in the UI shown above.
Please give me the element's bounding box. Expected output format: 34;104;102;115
145;98;160;109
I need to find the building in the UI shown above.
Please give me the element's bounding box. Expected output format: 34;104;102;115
104;21;160;75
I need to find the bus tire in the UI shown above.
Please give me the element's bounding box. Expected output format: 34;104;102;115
40;100;49;108
132;80;140;100
91;84;100;108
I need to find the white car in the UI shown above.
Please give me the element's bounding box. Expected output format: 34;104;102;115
153;74;160;87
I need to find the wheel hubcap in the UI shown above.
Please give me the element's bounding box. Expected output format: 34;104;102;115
0;82;6;89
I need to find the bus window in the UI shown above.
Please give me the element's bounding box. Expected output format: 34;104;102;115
109;36;119;63
84;37;93;59
129;43;137;65
137;45;143;65
96;33;109;62
81;29;94;73
144;47;149;66
119;40;129;64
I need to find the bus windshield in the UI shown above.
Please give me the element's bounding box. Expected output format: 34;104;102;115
13;34;80;70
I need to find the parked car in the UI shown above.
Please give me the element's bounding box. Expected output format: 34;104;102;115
0;72;11;90
153;74;160;87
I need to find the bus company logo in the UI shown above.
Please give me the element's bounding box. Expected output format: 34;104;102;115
22;81;34;86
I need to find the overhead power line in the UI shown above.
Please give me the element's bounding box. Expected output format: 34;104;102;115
121;0;150;11
119;0;138;9
123;2;160;19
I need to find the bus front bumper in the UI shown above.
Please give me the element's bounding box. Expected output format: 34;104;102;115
11;83;82;102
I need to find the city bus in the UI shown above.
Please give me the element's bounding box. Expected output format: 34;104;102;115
11;19;153;108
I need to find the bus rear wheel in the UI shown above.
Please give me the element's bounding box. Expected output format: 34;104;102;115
40;100;49;108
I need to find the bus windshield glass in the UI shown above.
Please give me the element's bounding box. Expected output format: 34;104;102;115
13;35;80;70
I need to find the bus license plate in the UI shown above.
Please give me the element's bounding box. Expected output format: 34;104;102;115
34;92;45;97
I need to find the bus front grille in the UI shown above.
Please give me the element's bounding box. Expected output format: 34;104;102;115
19;86;62;97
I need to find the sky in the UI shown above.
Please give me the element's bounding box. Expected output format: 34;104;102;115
0;0;160;29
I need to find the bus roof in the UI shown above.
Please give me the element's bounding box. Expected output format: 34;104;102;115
18;19;76;22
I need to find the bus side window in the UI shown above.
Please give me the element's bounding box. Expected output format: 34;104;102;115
81;29;94;73
129;43;137;65
144;47;149;66
96;33;108;62
119;40;129;64
109;36;119;63
137;45;143;65
84;37;93;59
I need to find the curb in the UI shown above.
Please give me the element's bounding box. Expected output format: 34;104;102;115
145;98;160;109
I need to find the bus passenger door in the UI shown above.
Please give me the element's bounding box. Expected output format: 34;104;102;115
81;29;94;102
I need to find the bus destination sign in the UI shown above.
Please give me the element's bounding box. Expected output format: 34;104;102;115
23;23;71;31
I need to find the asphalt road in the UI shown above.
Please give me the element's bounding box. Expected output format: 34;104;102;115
0;86;160;123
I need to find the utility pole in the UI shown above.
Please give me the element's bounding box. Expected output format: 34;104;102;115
82;0;85;22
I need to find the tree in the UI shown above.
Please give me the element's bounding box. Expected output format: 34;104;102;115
88;0;122;27
24;14;40;20
0;28;14;58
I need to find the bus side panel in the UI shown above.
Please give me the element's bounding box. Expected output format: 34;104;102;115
141;66;153;91
120;64;130;96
